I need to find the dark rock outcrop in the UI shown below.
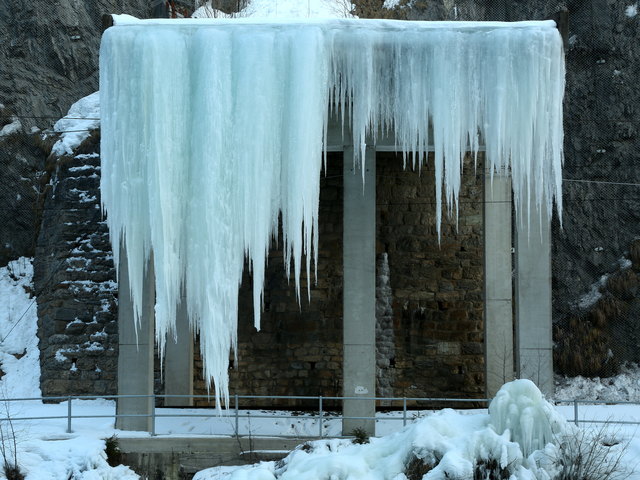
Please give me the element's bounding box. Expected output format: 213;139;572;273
0;0;148;130
0;110;47;266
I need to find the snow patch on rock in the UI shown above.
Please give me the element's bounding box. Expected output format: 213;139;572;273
626;4;638;17
51;92;100;156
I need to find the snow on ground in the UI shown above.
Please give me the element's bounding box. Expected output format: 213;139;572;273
0;116;22;137
0;396;637;479
555;363;640;402
51;92;100;156
2;400;137;480
241;0;352;18
192;381;640;480
383;0;402;8
0;258;40;399
0;260;138;478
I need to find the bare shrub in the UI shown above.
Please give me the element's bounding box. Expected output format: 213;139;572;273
554;424;633;480
351;0;409;19
404;453;435;480
473;458;510;480
0;403;24;480
606;270;638;301
104;435;122;467
554;318;614;377
629;239;640;270
350;427;370;445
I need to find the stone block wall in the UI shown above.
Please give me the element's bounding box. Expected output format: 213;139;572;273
35;134;119;398
377;153;485;402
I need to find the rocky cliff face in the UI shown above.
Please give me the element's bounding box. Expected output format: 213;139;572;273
0;121;45;266
0;0;148;128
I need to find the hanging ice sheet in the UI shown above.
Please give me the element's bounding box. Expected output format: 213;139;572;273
100;17;564;405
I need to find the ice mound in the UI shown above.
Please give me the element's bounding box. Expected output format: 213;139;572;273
489;379;567;457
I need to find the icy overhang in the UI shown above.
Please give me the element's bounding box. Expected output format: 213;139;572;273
100;18;565;403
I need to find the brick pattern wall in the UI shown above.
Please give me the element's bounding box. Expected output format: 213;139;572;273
35;134;119;398
377;153;485;402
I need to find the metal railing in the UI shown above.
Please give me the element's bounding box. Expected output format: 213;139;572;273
0;394;637;437
554;398;640;427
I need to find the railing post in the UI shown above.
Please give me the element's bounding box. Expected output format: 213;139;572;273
151;394;156;436
67;395;72;433
235;394;239;437
402;397;407;427
574;399;579;427
318;396;323;438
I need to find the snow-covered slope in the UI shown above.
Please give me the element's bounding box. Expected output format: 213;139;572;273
0;258;41;399
51;92;101;156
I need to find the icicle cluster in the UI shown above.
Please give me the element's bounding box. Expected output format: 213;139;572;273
100;18;564;404
489;379;567;457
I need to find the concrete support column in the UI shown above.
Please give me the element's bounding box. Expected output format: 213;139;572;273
164;295;194;407
515;200;553;397
484;171;514;398
342;146;376;437
116;247;155;432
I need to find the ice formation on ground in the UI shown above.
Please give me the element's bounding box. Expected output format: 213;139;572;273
489;379;566;457
194;381;570;479
100;18;564;402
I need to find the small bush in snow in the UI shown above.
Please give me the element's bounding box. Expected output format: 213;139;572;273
104;435;122;467
554;424;632;480
0;414;24;480
404;453;435;480
473;458;511;480
350;427;370;445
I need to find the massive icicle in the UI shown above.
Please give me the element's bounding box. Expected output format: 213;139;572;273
100;18;564;404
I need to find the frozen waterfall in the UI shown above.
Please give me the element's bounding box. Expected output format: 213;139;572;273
100;18;564;404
